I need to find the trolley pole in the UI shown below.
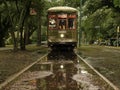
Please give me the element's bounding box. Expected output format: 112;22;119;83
79;0;82;47
117;26;119;47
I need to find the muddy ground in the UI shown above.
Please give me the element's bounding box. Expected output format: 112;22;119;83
0;45;48;84
78;45;120;89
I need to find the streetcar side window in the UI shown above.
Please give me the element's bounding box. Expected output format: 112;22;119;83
68;18;75;29
49;18;56;29
68;14;76;30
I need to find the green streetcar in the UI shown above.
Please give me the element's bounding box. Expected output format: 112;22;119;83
47;6;78;50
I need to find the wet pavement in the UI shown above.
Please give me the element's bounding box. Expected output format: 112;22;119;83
2;51;112;90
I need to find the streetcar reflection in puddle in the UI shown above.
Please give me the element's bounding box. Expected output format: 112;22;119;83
29;51;79;90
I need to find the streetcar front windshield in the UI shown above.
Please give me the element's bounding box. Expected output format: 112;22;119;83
59;19;66;29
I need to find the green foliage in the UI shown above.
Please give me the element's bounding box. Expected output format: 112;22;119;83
83;0;103;14
64;0;79;7
30;26;47;42
82;0;120;44
31;0;45;15
0;0;48;48
1;0;120;46
114;0;120;7
0;1;12;47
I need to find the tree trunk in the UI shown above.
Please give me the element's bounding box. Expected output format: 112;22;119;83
37;14;41;46
0;37;5;47
25;26;31;45
20;28;25;50
10;30;18;51
0;14;4;47
18;1;31;50
3;0;19;51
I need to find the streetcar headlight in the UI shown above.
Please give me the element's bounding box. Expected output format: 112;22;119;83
60;34;64;38
60;64;64;69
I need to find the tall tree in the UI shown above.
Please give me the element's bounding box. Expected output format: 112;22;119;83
18;0;32;50
31;0;46;46
81;0;120;44
1;0;18;49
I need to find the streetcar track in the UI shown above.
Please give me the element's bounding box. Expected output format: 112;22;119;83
0;51;119;90
77;54;119;90
0;53;48;90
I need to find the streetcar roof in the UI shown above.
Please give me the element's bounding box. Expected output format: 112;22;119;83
48;6;78;13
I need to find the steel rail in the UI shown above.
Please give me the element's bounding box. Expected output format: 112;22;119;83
0;53;48;89
77;54;119;90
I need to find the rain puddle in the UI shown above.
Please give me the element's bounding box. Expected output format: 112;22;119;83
4;51;101;90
